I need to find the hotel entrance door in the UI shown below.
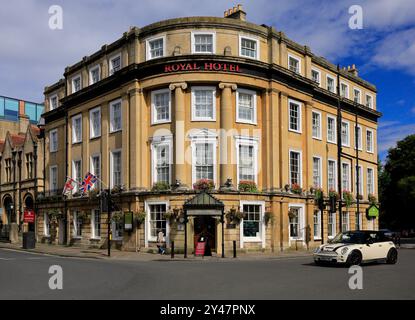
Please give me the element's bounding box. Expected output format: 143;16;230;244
194;216;216;255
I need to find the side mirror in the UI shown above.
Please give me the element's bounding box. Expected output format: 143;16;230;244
366;238;374;245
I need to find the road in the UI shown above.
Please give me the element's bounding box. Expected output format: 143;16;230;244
0;248;414;299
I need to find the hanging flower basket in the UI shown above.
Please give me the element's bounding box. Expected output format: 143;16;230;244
226;207;245;223
288;207;297;219
162;210;175;221
264;211;274;226
193;179;214;191
342;190;354;208
88;189;100;199
329;188;340;200
368;194;377;204
111;185;123;194
111;211;123;223
314;187;324;201
48;209;63;224
134;211;146;225
238;180;258;193
77;210;89;221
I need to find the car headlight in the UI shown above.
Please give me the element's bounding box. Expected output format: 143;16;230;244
341;247;349;255
314;247;321;253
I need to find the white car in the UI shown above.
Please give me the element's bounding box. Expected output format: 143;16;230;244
314;230;398;266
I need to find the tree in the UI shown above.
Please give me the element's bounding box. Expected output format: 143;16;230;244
379;134;415;231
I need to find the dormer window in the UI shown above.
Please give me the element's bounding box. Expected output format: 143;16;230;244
89;65;100;85
191;32;215;54
72;75;81;94
288;54;301;74
109;54;121;75
239;36;259;59
49;95;58;110
147;36;165;60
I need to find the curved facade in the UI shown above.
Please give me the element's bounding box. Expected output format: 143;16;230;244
40;7;380;253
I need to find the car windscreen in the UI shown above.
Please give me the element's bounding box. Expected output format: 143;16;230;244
330;232;367;244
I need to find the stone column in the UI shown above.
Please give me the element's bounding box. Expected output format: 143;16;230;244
169;82;188;189
121;92;130;190
128;87;142;190
218;82;237;190
305;101;314;190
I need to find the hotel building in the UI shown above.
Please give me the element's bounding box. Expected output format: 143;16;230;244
38;5;380;254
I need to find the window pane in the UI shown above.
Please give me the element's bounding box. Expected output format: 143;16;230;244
195;143;214;180
238;92;254;122
194;90;214;119
290;151;300;185
150;204;167;239
239;145;254;181
289;102;299;131
243;205;261;237
194;34;213;53
241;38;257;58
150;39;164;58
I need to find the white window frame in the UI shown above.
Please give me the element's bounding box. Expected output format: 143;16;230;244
239;200;266;248
145;200;170;247
288;53;301;75
72;211;82;239
355;124;363;151
191;86;216;121
289;149;303;187
90;153;101;190
366;93;374;109
340;81;349;99
353;87;361;104
311;67;321;87
109;98;122;133
341;120;350;147
189;129;218;187
341;161;351;192
146;35;166;61
89;64;101;85
89;106;101;139
366;129;374;153
72;114;82;144
313;210;322;240
342;212;350;232
312;155;323;188
236;88;257;125
90;209;101;239
239;35;259;60
235;136;259;185
151;89;171;125
71;74;82;94
367;167;375;196
72;159;82;193
44;212;50;237
191;31;216;54
49;165;58;193
150;135;173;185
327;158;337;192
49;129;58;153
110;149;122;188
288;203;306;243
311;110;322;140
49;94;58;111
288;99;302;133
327;212;337;239
326;74;336;93
109;53;122;75
327;115;337;144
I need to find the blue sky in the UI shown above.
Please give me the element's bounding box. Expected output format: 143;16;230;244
0;0;414;160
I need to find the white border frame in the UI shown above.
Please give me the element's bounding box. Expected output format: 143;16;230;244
110;149;122;188
49;129;58;153
288;203;306;244
236;88;257;125
150;135;173;186
89;64;101;85
341;120;350;147
191;86;216;122
288;98;302;134
366;128;374;153
311;110;322;140
71;113;82;144
191;31;216;54
327;114;337;144
109;98;122;133
89;106;101;139
151;88;171;125
71;74;82;94
239;200;266;248
109;52;122;76
239;35;260;60
287;53;302;75
145;200;170;246
289;149;303;187
146;35;166;61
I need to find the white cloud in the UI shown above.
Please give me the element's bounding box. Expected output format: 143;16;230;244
378;121;415;153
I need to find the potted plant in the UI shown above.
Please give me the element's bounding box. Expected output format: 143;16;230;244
111;211;123;223
284;184;290;192
193;179;214;191
264;211;274;226
226;207;245;223
357;194;364;201
342;190;354;208
134;211;146;225
314;187;324;201
329;188;339;200
162;210;174;221
152;182;170;192
88;188;100;200
288;207;297;219
111;185;122;194
290;183;303;195
368;194;377;204
238;180;258;192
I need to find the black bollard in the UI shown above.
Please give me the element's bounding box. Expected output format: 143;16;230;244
233;240;237;258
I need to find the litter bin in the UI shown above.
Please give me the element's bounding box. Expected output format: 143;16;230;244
23;231;36;249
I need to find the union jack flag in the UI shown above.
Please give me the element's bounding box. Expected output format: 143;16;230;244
79;172;97;193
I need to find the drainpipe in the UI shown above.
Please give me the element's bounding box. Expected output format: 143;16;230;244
336;65;343;233
18;151;22;226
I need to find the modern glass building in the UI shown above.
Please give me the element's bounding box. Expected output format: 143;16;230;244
0;95;44;124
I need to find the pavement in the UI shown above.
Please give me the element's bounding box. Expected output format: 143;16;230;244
0;242;313;261
0;247;414;299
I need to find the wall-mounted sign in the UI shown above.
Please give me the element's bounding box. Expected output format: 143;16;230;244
366;205;379;218
187;209;222;216
164;62;241;73
23;209;35;223
124;211;133;231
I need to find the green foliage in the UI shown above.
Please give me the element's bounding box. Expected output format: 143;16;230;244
380;134;415;230
152;182;170;191
238;180;258;192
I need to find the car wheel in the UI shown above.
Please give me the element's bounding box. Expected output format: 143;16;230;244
346;250;362;266
386;248;398;264
315;260;322;266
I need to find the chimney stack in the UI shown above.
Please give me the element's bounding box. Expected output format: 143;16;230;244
224;4;246;21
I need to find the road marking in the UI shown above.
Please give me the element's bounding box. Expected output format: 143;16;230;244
0;257;15;261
